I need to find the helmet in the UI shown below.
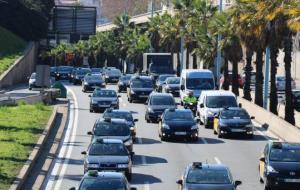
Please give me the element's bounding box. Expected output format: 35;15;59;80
187;90;193;96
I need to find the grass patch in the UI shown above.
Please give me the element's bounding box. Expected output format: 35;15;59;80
0;103;53;190
0;27;26;76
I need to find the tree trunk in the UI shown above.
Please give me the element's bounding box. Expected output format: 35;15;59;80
269;47;278;115
186;47;190;69
243;49;253;101
232;60;239;96
255;50;264;107
176;52;181;76
283;35;295;125
193;54;197;69
222;57;229;90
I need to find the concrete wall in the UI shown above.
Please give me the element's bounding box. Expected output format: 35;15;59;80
0;42;37;89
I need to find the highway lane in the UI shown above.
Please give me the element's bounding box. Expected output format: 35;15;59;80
44;82;277;190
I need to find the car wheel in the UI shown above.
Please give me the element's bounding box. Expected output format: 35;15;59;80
90;109;93;113
247;134;254;139
160;135;166;141
264;180;271;190
29;87;32;90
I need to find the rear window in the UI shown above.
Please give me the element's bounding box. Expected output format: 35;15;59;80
150;96;175;106
164;111;193;121
89;143;128;156
94;122;130;136
186;168;232;184
103;112;133;122
220;110;250;119
79;178;126;190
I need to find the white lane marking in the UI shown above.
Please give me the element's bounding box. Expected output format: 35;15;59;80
123;103;127;107
200;137;208;144
119;97;123;102
44;87;79;190
252;120;283;141
214;157;222;165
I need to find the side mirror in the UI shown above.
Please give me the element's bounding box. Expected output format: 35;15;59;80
88;95;91;97
234;180;242;187
176;179;183;185
81;151;87;155
259;157;265;162
200;103;204;108
134;119;139;122
180;85;184;90
251;116;255;120
87;131;93;135
69;187;76;190
239;103;242;108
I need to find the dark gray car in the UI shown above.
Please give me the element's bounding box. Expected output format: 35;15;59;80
89;89;120;112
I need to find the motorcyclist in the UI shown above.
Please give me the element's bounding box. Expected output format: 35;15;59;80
183;90;197;104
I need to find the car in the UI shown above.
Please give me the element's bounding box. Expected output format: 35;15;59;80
259;141;300;190
145;92;177;123
55;66;73;80
91;67;103;74
118;74;133;92
81;138;133;179
82;74;106;92
213;107;255;138
89;89;120;112
158;108;199;141
197;90;239;128
28;72;53;90
276;76;296;91
176;162;242;190
162;77;180;96
220;72;245;88
87;118;133;152
156;74;176;92
292;90;300;111
103;109;138;141
69;170;137;190
103;69;122;83
72;68;92;85
50;66;57;77
127;76;154;103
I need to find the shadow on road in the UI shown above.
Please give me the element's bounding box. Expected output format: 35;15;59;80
137;137;161;144
131;173;162;185
133;155;168;165
62;174;83;181
166;137;225;144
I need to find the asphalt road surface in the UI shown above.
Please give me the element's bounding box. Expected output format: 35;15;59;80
43;82;281;190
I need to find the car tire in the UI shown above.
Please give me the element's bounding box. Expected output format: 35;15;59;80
29;87;32;90
247;134;254;139
160;135;166;141
264;181;271;190
90;109;93;113
129;97;133;103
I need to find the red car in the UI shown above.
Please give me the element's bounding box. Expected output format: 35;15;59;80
220;72;245;88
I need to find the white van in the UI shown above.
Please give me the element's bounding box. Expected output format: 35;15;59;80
180;69;215;104
197;90;239;128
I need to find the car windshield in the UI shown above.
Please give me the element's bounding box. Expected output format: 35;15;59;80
89;143;128;156
276;76;285;81
220;110;250;119
166;78;180;84
294;91;300;99
206;96;237;108
186;169;232;184
159;75;174;82
103;112;133;122
91;68;102;73
30;73;36;79
150;96;174;105
58;66;72;72
186;78;214;90
79;178;126;190
85;75;101;81
150;65;173;74
93;90;117;97
77;69;91;75
94;123;130;136
270;148;300;162
120;76;132;81
131;79;153;88
108;70;121;75
164;111;193;121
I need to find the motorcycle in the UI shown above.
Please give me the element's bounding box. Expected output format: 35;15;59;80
184;102;197;115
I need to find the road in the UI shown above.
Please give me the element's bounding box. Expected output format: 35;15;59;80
43;82;280;190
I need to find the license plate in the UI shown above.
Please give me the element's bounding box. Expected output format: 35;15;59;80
175;132;187;135
284;178;300;183
99;104;110;107
231;129;246;132
92;86;98;88
139;95;148;98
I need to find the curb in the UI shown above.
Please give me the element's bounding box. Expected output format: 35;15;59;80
9;106;58;190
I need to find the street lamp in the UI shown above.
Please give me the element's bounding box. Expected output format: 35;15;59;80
216;0;223;89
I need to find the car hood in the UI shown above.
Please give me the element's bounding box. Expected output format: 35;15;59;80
185;183;234;190
220;118;251;126
58;71;71;74
270;161;300;174
107;74;121;77
87;155;129;164
165;120;195;127
132;88;153;92
86;80;104;84
167;84;180;88
150;105;176;110
92;97;118;101
206;108;224;115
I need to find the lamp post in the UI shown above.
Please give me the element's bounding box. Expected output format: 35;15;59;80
216;0;223;89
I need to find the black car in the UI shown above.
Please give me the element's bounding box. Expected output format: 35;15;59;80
156;74;176;92
72;68;91;85
213;107;255;139
91;67;103;74
292;90;300;111
127;76;154;103
259;141;300;190
145;92;176;123
69;171;136;190
81;139;133;180
55;66;73;80
158;108;199;141
118;74;133;92
103;69;122;83
103;109;138;141
89;89;120;112
162;77;180;96
87;118;133;152
82;74;106;92
177;162;242;190
50;67;57;77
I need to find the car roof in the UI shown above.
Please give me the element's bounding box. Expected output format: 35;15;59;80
201;90;236;97
270;141;300;150
131;75;152;80
84;171;124;179
222;107;246;111
92;138;123;144
150;92;174;97
188;163;229;171
165;108;191;113
97;118;127;124
105;109;131;114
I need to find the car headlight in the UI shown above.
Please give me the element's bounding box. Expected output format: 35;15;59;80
207;111;214;117
124;139;133;146
246;124;254;129
105;75;109;78
191;125;198;130
118;164;129;168
267;165;279;174
111;101;118;105
84;82;88;85
148;108;154;113
131;90;135;94
130;127;135;131
119;82;124;85
75;76;79;79
91;99;97;104
87;163;99;168
165;85;170;89
162;124;170;130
